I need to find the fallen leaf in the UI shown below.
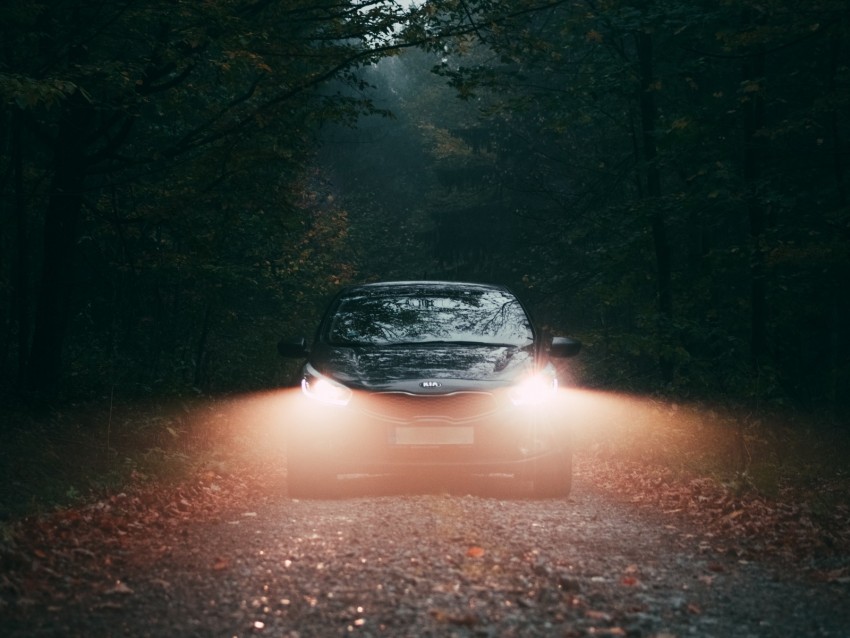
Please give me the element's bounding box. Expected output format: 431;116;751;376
585;610;611;621
104;581;133;596
466;546;485;558
431;609;478;626
812;567;850;584
213;557;230;571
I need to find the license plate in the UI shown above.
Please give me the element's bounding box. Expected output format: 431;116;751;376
393;425;474;445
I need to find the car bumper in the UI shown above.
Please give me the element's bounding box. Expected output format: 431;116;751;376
285;390;571;479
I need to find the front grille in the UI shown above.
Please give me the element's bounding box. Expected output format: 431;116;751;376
359;391;499;424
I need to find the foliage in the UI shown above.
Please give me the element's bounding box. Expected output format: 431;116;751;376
396;0;850;413
0;1;414;402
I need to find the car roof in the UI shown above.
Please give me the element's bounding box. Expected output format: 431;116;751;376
340;281;513;295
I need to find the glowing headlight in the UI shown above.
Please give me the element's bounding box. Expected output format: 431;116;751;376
301;364;352;406
510;371;558;406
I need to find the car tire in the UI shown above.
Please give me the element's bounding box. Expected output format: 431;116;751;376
531;451;572;498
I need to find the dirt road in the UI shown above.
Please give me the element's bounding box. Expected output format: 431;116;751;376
2;466;849;637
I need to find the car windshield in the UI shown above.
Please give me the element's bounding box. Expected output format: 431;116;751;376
325;287;534;347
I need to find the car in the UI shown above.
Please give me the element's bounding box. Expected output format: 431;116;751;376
277;280;581;497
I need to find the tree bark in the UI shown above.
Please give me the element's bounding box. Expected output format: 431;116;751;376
636;29;674;384
12;109;30;391
194;302;214;391
25;94;92;397
742;51;767;371
826;31;847;414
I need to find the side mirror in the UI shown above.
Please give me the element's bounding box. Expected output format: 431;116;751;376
278;337;309;358
550;336;581;358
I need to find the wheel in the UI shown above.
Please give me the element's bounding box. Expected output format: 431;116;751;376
531;450;572;498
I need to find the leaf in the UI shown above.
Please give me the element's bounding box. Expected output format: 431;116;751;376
585;610;611;621
212;557;230;571
104;581;134;596
466;546;485;558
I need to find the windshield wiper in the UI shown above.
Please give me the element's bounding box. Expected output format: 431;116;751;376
382;340;523;348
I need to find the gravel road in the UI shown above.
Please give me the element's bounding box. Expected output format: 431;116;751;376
4;466;849;638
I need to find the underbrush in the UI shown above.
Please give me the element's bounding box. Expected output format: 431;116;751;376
0;392;291;521
567;388;850;508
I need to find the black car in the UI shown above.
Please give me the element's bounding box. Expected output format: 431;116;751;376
278;281;581;497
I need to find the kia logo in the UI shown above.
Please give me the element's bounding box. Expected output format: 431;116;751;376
420;381;442;388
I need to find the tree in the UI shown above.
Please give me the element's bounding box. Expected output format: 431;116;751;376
406;0;850;411
0;0;414;399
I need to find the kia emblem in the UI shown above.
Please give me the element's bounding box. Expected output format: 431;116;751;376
420;381;442;388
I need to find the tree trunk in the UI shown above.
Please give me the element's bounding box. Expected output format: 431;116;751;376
12;108;31;391
828;33;847;212
742;51;767;371
25;94;92;397
194;302;214;391
636;29;674;384
826;31;848;415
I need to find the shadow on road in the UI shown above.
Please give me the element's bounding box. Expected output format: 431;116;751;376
296;472;546;500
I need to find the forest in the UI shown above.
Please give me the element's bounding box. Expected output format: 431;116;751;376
1;0;848;420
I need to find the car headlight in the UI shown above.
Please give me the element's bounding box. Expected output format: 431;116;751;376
301;364;353;406
510;368;558;406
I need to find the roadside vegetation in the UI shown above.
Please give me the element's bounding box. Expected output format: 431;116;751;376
570;392;850;562
0;396;287;522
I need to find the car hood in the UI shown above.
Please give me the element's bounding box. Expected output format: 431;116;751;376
311;343;535;390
